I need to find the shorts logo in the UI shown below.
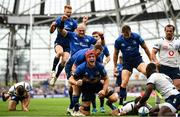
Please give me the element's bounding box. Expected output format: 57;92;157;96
11;96;16;99
173;98;176;103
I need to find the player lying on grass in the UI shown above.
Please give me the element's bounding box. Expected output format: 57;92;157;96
136;63;180;116
111;96;152;116
2;81;32;111
69;50;118;116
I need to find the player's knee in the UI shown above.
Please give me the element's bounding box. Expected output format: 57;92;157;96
8;100;17;111
106;89;118;102
79;103;90;115
60;61;66;66
121;79;128;87
56;51;63;57
158;106;171;116
109;93;118;102
121;81;128;87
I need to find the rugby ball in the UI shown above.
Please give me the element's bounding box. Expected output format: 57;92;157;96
138;106;149;117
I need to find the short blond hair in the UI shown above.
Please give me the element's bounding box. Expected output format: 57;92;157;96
64;5;72;10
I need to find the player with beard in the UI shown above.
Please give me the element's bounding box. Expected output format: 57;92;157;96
69;50;118;116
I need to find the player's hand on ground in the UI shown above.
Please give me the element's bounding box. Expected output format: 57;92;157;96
76;79;83;86
111;109;119;116
61;15;68;21
134;103;141;110
23;107;29;112
2;90;9;102
98;90;105;98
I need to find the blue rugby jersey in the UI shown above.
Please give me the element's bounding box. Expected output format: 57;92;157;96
66;32;96;55
54;16;78;47
98;45;110;63
114;32;144;60
74;62;107;81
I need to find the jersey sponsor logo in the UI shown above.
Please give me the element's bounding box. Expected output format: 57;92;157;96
126;46;132;51
74;37;78;41
132;40;137;45
168;50;175;56
80;42;89;47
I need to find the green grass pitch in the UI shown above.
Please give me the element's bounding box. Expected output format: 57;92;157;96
0;97;156;116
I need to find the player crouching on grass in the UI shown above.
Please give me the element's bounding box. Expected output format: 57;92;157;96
2;81;32;111
69;50;118;116
136;63;180;116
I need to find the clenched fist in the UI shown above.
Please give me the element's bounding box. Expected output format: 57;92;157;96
76;79;83;86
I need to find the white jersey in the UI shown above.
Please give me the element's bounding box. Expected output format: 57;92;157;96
118;100;152;114
119;101;135;114
147;73;179;99
153;37;180;67
8;82;32;96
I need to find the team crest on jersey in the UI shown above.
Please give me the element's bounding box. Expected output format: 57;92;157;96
95;71;100;76
168;50;175;56
121;43;125;47
69;22;73;26
84;39;90;43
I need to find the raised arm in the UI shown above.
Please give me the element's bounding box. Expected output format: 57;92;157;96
50;21;56;33
82;16;88;26
57;15;69;37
